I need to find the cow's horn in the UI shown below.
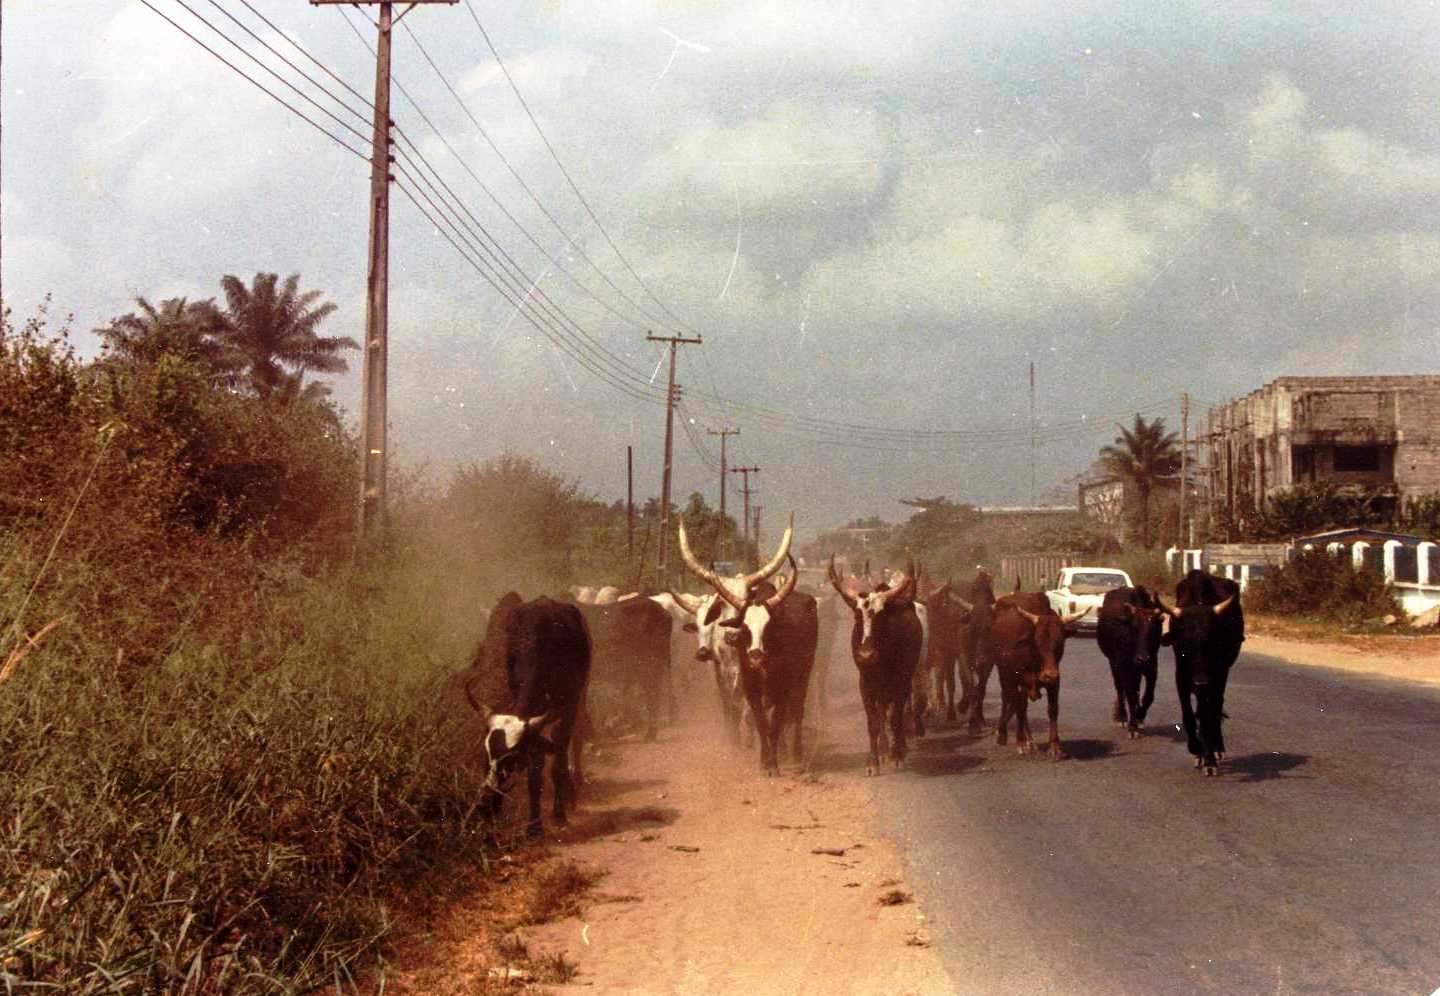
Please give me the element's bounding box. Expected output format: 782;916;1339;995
1212;594;1235;616
766;554;799;609
949;591;975;612
678;518;745;612
745;514;794;586
828;554;860;608
1156;596;1182;619
1061;607;1089;624
667;590;703;615
880;557;916;606
1015;605;1040;624
463;677;493;721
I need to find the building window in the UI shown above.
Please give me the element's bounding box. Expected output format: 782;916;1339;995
1333;446;1381;473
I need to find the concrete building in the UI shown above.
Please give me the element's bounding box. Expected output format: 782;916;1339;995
1209;375;1440;522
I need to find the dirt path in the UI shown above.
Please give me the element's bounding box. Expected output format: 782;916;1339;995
1243;621;1440;687
394;668;952;996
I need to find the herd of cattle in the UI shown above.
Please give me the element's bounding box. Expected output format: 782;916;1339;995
461;519;1246;835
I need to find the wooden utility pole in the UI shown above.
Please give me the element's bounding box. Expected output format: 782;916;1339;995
730;466;759;564
1180;391;1190;552
312;0;455;535
707;427;739;560
753;504;764;563
1029;361;1037;507
626;445;634;559
647;332;702;585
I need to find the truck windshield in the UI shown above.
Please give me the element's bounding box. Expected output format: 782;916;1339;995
1069;572;1127;595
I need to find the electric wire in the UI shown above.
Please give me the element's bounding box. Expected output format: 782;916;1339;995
137;0;370;162
153;0;1200;458
461;0;705;337
170;0;371;147
397;17;684;337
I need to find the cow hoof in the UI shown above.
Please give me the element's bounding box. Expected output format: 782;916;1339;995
1051;748;1067;761
1216;752;1227;763
1194;757;1204;769
866;765;878;777
1203;765;1217;777
1128;728;1140;740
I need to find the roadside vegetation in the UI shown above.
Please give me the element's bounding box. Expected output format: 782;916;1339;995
1247;548;1403;629
0;287;681;993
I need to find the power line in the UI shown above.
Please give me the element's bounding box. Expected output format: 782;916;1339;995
171;0;370;146
391;172;669;407
396;16;683;337
137;0;370;162
461;0;704;337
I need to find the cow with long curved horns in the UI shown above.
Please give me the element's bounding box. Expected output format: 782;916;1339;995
829;555;924;775
679;517;817;774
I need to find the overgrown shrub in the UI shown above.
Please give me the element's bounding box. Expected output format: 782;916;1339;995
1246;548;1403;626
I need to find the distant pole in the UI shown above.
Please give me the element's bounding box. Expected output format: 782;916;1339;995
647;332;703;586
1029;361;1036;507
730;466;759;565
627;445;634;559
707;427;739;560
1180;391;1190;553
753;504;764;562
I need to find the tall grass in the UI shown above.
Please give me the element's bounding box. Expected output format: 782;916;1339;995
0;534;502;993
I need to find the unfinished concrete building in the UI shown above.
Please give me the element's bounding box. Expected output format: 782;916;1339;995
1209;375;1440;523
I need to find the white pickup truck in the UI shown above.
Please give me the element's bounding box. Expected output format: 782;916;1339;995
1045;567;1133;633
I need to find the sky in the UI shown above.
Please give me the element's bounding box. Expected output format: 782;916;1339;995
6;1;1440;539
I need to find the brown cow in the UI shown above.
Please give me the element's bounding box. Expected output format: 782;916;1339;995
916;573;974;728
989;590;1084;759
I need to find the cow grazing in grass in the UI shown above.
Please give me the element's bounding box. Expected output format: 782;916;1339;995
1159;571;1244;776
464;593;590;836
680;520;814;774
829;556;924;775
1096;586;1164;739
990;592;1084;759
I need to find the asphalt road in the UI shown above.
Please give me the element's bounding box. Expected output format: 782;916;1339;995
840;636;1440;995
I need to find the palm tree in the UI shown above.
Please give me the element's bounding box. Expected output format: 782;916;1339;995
1097;414;1181;548
217;273;356;401
96;297;238;384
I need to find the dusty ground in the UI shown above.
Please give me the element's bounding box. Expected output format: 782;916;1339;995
1245;614;1440;686
386;671;951;996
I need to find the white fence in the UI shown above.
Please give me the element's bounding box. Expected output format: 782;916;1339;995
1165;540;1440;616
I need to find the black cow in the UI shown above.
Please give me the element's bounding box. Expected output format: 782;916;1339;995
829;556;924;775
573;596;672;741
1160;570;1245;776
465;594;590;836
1095;586;1164;739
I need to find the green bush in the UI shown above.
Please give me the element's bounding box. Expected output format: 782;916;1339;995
1246;548;1403;626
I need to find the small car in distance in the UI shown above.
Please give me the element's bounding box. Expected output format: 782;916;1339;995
1045;567;1134;633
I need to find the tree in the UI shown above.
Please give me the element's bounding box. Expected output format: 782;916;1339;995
96;297;237;386
216;273;356;401
1096;414;1180;549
